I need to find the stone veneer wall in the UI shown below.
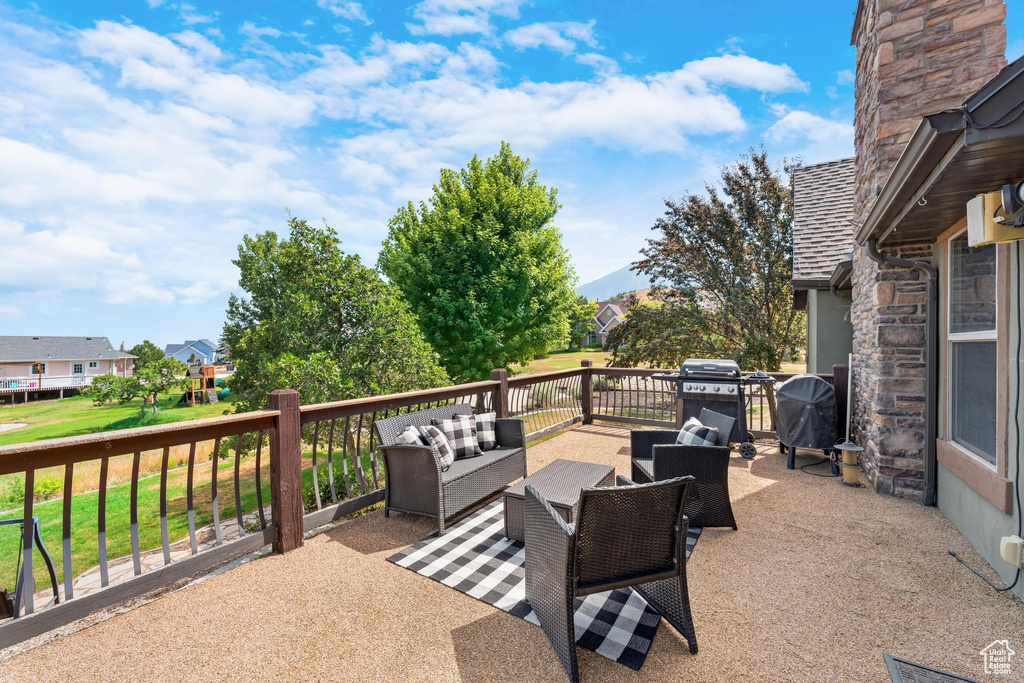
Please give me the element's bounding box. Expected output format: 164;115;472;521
850;0;1005;499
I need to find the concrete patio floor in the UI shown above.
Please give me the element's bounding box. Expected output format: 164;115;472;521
3;423;1023;681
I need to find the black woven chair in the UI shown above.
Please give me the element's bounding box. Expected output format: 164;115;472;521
629;408;738;530
524;475;698;682
375;405;526;535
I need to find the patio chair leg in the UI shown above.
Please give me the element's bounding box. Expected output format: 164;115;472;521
787;446;796;470
635;575;698;655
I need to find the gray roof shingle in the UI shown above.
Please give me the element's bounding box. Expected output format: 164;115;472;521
0;336;136;362
791;158;856;286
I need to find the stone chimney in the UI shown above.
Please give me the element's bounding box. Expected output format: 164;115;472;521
850;0;1006;499
852;0;1007;217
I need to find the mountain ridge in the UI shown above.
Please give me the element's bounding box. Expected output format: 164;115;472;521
576;265;653;301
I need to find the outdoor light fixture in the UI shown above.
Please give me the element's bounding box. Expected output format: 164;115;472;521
968;191;1024;246
1000;179;1024;220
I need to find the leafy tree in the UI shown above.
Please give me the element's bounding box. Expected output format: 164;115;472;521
378;142;576;381
128;339;164;373
223;217;449;412
608;148;804;371
566;295;598;349
91;358;187;417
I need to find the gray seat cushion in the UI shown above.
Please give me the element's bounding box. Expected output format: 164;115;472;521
441;446;522;483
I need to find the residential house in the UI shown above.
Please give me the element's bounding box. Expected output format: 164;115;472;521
164;339;219;365
587;299;629;346
0;336;135;399
847;0;1022;600
791;158;856;373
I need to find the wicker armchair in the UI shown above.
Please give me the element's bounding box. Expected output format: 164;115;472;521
524;475;698;682
375;405;527;535
629;408;738;530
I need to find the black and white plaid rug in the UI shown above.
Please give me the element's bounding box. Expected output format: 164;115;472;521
387;500;701;671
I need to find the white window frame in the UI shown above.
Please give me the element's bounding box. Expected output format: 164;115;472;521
31;363;47;375
72;363;84;375
88;361;99;369
945;229;998;469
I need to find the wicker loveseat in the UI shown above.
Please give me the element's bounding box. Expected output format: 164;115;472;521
375;405;527;535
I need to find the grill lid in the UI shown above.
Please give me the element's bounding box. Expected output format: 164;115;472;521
680;358;740;378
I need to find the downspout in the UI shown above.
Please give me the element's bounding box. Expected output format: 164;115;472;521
830;282;852;299
865;240;939;506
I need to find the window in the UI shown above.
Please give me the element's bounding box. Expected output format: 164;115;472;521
31;363;46;375
88;361;98;369
73;363;84;374
947;232;997;465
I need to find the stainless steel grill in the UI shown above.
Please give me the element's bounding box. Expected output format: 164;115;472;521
654;359;773;460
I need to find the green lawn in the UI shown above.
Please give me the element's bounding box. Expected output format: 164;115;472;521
0;393;234;447
511;349;612;374
0;446;379;593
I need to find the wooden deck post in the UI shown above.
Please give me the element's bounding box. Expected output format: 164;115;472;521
490;369;509;418
580;360;593;424
269;389;303;553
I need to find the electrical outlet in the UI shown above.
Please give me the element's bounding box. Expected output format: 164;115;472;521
1000;535;1024;569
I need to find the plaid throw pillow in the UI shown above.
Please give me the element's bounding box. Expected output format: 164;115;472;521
475;412;497;450
418;425;455;471
395;425;426;446
432;415;483;459
676;417;719;447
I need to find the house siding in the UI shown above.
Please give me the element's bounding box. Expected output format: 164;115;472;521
806;289;853;374
934;238;1023;602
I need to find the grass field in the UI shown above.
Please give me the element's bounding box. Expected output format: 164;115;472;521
512;349;806;375
0;393;233;447
0;446;378;593
511;349;612;374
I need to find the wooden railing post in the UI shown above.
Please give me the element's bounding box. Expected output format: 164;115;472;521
269;389;303;554
490;369;509;418
580;360;593;424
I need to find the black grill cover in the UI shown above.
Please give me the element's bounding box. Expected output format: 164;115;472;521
775;375;838;449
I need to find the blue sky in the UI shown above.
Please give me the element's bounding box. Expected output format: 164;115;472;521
1;1;1022;350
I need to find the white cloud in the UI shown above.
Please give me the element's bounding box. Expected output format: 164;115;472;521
407;0;524;36
766;110;854;163
836;69;854;85
575;52;618;76
78;21;316;127
504;20;597;55
316;1;371;25
683;54;807;93
104;271;175;305
0;10;823;318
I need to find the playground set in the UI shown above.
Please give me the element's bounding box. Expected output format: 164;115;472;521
177;364;229;406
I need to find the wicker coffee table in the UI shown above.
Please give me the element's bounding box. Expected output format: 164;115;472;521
503;459;614;543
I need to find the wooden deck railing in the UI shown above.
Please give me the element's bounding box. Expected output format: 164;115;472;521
0;362;827;648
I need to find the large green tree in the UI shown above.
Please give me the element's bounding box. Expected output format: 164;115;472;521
378;143;576;381
567;295;598;349
92;358;187;417
608;148;804;371
223;217;449;412
128;339;164;373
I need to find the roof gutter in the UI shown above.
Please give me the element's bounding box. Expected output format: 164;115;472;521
855;111;967;246
864;240;939;506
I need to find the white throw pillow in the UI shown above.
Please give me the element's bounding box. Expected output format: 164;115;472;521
676;417;719;447
395;425;425;446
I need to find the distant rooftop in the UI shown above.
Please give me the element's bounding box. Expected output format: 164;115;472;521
0;336;135;362
791;158;856;287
